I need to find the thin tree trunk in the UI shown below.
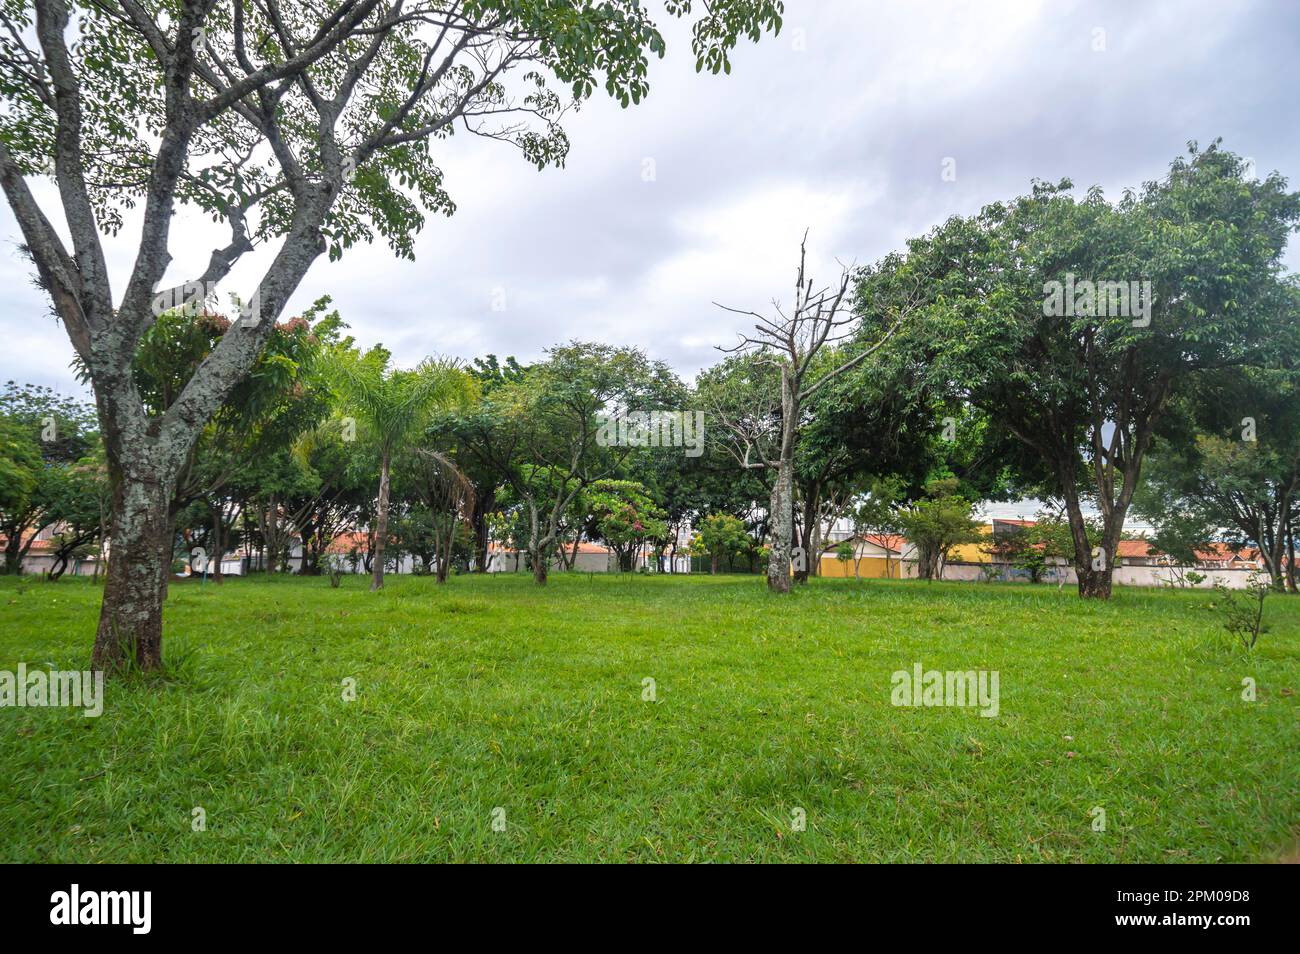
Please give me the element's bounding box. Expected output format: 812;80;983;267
1287;520;1296;593
95;502;108;582
434;515;456;583
794;484;818;585
211;505;224;584
472;488;493;573
371;447;391;590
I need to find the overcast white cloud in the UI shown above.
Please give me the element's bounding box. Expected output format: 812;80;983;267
3;0;1298;398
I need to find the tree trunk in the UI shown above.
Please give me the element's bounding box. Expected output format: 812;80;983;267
766;458;794;593
1287;520;1296;593
1076;566;1113;599
1070;516;1120;600
766;367;797;595
91;460;174;672
915;542;939;580
2;538;18;576
471;488;493;573
210;505;224;584
95;501;108;582
261;495;284;574
436;516;455;583
532;550;549;585
371;448;392;590
793;484;818;585
2;528;29;575
1059;462;1116;600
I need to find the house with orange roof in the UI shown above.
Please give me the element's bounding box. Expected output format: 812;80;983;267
483;540;615;573
0;525;103;577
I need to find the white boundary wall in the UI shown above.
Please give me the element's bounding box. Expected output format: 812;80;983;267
903;561;1260;589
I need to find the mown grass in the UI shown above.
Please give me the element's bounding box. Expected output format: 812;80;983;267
1;572;1296;862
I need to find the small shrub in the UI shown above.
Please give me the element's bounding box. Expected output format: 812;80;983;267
318;553;344;587
1212;572;1269;651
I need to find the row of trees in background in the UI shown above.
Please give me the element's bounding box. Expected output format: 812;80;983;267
861;143;1300;597
2;138;1298;661
0;330;773;589
4;2;1293;676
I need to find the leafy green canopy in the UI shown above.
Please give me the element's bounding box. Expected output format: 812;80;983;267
586;477;665;557
323;347;477;453
863;142;1300;573
690;512;749;561
0;0;783;260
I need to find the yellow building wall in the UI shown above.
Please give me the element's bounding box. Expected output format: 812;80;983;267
947;526;995;564
819;556;901;578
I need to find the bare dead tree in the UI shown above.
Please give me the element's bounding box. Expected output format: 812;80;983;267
714;234;923;594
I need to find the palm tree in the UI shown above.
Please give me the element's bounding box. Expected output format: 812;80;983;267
325;348;477;590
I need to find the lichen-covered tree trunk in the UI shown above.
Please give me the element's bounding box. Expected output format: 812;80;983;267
91;451;175;672
766;368;798;594
766;461;793;593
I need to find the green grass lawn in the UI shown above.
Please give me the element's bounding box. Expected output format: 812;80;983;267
1;572;1296;862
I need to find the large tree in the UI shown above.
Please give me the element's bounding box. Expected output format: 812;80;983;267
0;0;780;668
870;142;1300;598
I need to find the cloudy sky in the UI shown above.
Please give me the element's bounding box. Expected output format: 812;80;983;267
2;0;1298;401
